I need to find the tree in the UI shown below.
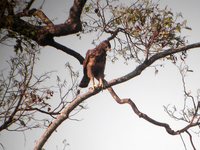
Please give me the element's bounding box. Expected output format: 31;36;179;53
0;0;200;150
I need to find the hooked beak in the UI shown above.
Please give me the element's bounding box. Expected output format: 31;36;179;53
106;47;111;52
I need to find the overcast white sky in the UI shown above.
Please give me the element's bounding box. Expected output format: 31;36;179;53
0;0;200;150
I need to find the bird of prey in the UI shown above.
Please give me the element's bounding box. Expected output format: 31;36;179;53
79;40;111;89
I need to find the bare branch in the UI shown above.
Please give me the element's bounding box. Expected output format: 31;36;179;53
107;42;200;87
106;84;177;134
180;134;187;150
1;0;87;64
0;92;24;131
47;39;84;64
106;81;199;138
34;88;100;150
34;41;200;149
186;131;196;150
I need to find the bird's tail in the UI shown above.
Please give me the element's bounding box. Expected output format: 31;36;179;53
79;75;90;88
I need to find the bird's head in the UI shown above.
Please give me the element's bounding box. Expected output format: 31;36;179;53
99;40;111;52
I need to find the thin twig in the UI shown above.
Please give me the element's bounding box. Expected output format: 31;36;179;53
186;131;196;150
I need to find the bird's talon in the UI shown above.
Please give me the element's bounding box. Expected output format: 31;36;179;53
94;85;97;89
89;84;98;91
89;87;93;90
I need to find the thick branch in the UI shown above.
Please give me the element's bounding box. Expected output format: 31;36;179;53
107;42;200;87
68;0;87;22
106;84;199;136
34;42;200;149
33;10;54;27
46;39;84;64
34;88;100;150
0;0;87;63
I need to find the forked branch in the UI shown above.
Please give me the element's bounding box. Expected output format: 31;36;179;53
34;42;200;150
1;0;87;64
105;80;199;150
106;83;199;135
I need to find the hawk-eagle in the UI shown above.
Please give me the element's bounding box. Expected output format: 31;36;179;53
79;40;111;89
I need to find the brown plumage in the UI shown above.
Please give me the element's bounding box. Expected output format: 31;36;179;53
79;40;111;89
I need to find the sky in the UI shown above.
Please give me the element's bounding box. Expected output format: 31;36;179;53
0;0;200;150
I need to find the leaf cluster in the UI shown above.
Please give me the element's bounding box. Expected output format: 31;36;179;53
0;46;54;131
82;0;191;63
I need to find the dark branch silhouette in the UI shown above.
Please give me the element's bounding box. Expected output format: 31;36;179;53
47;39;84;64
0;0;87;64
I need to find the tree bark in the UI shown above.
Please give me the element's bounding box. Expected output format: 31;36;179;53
0;0;87;64
34;42;200;149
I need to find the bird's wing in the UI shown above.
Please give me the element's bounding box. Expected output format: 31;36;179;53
79;50;93;88
83;49;94;67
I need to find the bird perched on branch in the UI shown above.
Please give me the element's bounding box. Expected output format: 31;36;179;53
79;40;111;89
